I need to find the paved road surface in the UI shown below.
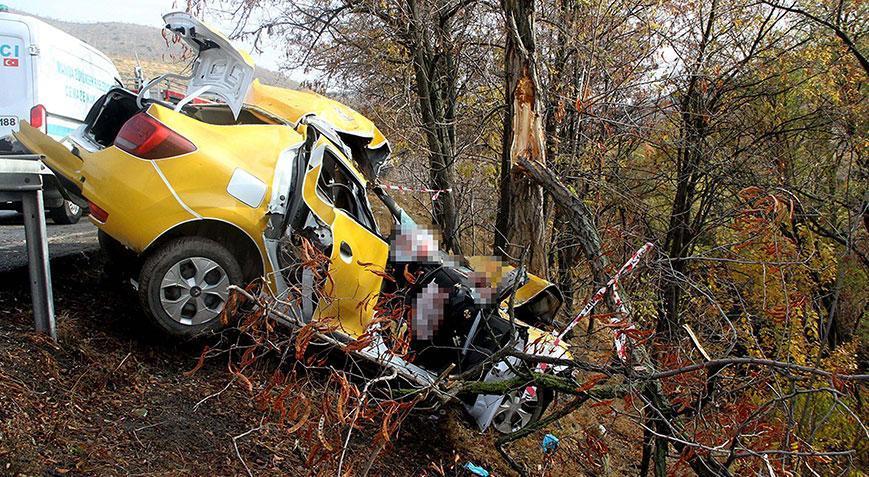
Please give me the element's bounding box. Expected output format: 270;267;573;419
0;211;98;272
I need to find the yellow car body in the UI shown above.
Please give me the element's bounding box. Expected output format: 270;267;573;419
16;78;565;344
16;11;571;432
16;99;390;335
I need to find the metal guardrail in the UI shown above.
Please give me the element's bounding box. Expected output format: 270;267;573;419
0;155;56;340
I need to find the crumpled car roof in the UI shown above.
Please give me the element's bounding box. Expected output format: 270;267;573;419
246;80;389;151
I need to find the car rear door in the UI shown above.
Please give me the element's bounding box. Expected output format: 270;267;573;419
162;12;254;118
301;136;389;338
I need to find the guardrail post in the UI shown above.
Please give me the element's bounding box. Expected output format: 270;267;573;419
21;188;55;339
0;155;56;341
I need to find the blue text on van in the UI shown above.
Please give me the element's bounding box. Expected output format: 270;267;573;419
0;44;20;58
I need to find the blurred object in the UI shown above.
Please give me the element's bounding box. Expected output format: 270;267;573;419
412;281;447;340
390;221;440;263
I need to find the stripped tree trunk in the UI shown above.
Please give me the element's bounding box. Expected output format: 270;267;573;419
495;0;547;274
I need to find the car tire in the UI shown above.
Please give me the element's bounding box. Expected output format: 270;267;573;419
138;237;242;339
50;200;83;224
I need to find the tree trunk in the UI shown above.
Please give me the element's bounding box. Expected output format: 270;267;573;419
658;0;717;339
407;0;462;254
495;0;547;275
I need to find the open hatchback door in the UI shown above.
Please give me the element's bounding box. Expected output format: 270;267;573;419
162;12;255;118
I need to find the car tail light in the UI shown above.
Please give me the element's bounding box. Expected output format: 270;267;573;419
30;104;46;130
114;113;195;159
87;200;109;223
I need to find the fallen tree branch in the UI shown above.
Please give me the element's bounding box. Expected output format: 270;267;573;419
516;157;610;288
452;372;625;398
643;357;869;382
233;418;265;477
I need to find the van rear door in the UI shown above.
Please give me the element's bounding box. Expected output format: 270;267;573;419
0;17;33;150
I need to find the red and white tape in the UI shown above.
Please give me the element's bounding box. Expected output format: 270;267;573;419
556;242;654;344
380;183;452;201
525;242;654;371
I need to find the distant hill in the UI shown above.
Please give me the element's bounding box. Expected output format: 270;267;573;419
25;13;297;89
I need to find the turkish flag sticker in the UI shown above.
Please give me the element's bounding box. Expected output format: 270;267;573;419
3;58;19;67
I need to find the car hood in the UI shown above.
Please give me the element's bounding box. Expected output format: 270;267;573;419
163;12;255;118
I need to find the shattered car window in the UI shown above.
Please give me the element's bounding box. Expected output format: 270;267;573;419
316;151;377;231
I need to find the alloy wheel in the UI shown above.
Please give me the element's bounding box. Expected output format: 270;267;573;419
159;256;230;326
491;390;539;433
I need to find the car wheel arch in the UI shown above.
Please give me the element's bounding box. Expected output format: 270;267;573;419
142;219;265;283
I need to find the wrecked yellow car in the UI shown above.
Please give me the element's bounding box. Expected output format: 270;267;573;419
16;12;569;433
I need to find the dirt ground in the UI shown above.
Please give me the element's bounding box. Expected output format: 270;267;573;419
0;251;634;476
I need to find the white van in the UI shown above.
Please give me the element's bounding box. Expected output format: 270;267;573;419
0;10;120;223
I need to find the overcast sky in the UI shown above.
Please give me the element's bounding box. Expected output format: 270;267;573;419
5;0;286;73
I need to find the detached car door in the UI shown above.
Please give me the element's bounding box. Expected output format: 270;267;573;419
14;122;87;205
301;136;389;338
